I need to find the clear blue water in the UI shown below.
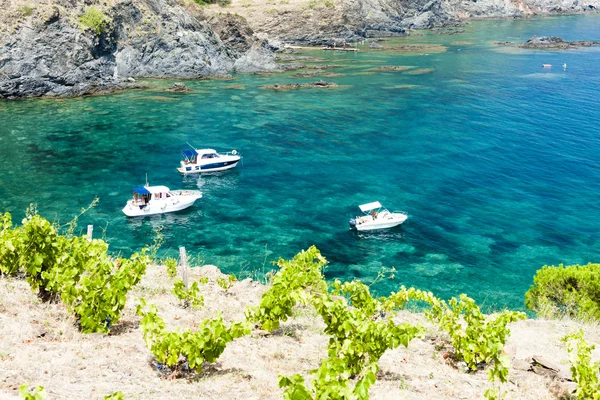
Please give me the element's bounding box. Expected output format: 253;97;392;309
1;15;600;310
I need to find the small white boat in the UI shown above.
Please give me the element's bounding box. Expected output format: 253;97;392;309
349;201;408;231
122;185;202;217
177;145;241;174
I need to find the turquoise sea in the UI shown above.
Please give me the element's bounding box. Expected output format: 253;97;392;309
1;15;599;310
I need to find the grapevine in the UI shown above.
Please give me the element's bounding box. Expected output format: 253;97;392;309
0;211;149;333
246;246;328;332
172;279;206;308
401;289;525;399
164;257;178;279
19;383;45;400
251;248;422;399
562;330;600;399
216;274;237;290
137;298;250;377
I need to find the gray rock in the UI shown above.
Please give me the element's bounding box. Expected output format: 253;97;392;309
0;2;280;99
518;35;600;49
0;20;121;99
549;380;577;398
234;43;280;73
166;82;191;92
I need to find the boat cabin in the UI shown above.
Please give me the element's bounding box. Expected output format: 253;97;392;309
132;185;172;205
182;149;219;164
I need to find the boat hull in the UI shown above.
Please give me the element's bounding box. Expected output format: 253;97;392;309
122;191;201;217
350;213;408;231
178;157;240;174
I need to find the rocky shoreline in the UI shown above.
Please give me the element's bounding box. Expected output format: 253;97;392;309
1;0;600;99
0;0;281;99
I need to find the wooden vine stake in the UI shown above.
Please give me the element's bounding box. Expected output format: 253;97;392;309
179;246;189;290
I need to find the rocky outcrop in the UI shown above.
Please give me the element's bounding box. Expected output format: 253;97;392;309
0;0;281;99
113;2;234;79
205;0;600;45
519;35;600;48
256;0;452;46
0;19;125;98
495;35;600;49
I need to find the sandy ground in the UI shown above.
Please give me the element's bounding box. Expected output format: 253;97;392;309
1;265;599;399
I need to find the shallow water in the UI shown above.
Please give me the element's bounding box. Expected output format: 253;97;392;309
1;15;599;310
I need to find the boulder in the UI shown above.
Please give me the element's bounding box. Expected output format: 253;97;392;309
166;83;191;92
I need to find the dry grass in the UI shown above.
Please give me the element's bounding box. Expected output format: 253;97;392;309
1;265;599;399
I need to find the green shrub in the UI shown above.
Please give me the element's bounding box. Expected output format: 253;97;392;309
17;6;35;17
0;213;21;276
245;245;328;331
0;211;149;333
562;330;600;399
104;392;125;400
172;279;206;308
216;273;236;290
525;263;600;322
164;257;177;278
192;0;231;6
137;299;249;376
79;7;110;35
19;383;44;399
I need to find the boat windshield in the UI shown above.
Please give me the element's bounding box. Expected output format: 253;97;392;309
182;150;198;163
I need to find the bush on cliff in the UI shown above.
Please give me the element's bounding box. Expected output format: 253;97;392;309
193;0;232;6
79;7;110;35
525;263;600;322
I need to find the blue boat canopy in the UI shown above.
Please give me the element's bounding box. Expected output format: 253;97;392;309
182;150;198;158
133;187;150;195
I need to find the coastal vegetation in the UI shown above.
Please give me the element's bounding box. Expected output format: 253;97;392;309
1;213;599;398
78;7;111;35
0;210;149;333
563;330;600;399
525;263;600;322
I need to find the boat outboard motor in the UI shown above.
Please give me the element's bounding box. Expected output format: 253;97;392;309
349;218;356;229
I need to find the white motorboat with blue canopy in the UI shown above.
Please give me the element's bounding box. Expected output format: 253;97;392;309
177;145;241;174
349;201;408;231
122;185;202;217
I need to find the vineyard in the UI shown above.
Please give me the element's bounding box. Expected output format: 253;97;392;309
1;214;599;399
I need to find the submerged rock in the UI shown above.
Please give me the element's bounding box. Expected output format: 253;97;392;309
405;68;435;75
292;70;342;78
262;80;339;90
303;64;341;70
375;66;413;71
292;70;323;77
166;83;191;92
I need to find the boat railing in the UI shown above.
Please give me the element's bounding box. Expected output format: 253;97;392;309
175;190;202;197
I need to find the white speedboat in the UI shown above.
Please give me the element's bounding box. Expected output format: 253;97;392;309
349;201;408;231
177;145;241;174
122;185;202;217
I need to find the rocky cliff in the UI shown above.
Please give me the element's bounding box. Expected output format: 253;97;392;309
1;0;599;99
206;0;600;44
0;0;280;98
